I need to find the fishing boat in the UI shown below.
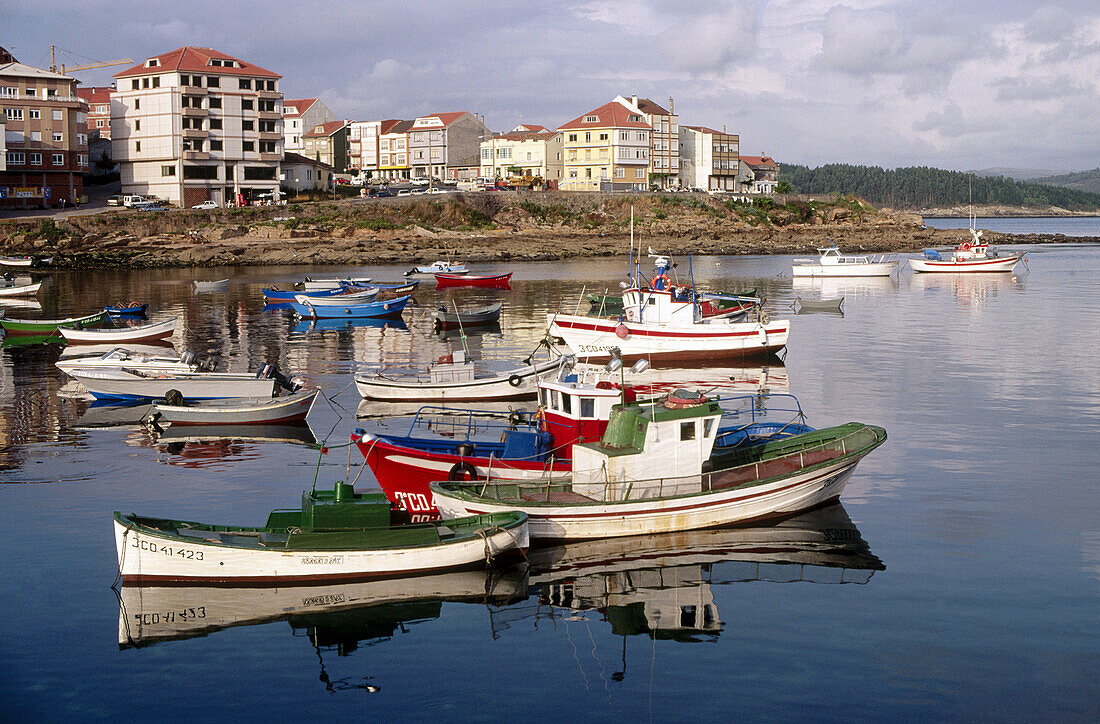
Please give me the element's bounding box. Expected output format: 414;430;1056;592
103;302;148;316
909;228;1026;273
405;260;469;276
432;301;503;329
0;309;108;337
262;285;379;302
289;293;411;319
193;278;230;291
372;279;420;296
112;481;529;584
792;244;898;277
0;255;37;267
430;392;886;539
586;288;756;318
56;346;202;376
68;363;300;401
0;274;41;297
150;388;318;425
435;272;512;288
354;348;566;402
551;256;788;363
60;317;177;344
301;276;372;292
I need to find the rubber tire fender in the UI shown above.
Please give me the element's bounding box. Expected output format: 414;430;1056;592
449;461;478;481
507;374;524;388
164;389;184;407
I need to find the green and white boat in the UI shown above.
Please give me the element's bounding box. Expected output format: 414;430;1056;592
114;482;529;585
1;309;107;337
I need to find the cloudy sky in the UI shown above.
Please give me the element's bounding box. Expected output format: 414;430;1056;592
6;0;1098;172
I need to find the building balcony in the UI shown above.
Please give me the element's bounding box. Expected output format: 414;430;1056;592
182;106;207;118
182;128;208;139
183;150;210;160
258;131;282;141
181;85;207;96
256;89;281;99
257;110;281;121
258;152;281;162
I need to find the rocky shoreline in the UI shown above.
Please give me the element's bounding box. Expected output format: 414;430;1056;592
0;192;1093;269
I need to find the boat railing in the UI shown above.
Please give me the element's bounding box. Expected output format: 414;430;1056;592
404;405;538;440
465;424;881;504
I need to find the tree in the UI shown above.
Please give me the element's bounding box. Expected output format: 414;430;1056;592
776;180;792;194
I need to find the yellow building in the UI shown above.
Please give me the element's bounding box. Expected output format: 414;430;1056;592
558;100;650;191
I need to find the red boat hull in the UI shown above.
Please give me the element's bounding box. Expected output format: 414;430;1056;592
434;273;512;288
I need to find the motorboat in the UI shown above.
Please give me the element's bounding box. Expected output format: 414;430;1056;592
262;285;379;302
150;388;319;425
67;362;300;401
792;244;897;277
405;261;469;276
103;302;148;316
300;276;372;292
909;228;1026;273
56;346;200;376
431;301;503;329
0;274;41;297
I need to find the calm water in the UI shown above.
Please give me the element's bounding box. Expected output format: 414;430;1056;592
2;242;1098;720
924;215;1100;237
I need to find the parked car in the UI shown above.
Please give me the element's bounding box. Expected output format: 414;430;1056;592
106;195;122;206
122;195;149;208
134;203;162;212
192;200;219;210
372;189;394;198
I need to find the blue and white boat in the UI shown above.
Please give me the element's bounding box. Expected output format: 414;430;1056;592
290;293;411;319
262;285;378;302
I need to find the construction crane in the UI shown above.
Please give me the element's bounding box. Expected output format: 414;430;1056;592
49;46;131;75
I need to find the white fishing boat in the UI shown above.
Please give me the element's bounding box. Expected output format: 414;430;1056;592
792;244;897;277
405;260;469;276
151;388;318;425
112;482;529;584
431;392;886;540
0;274;41;297
56;347;201;376
60;317;177;344
301;276;372;292
68;363;299;402
909;228;1026;273
550;255;789;363
0;255;36;267
355;349;566;401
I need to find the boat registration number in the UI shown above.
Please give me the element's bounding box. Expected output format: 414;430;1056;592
133;608;206;626
132;538;203;560
577;344;619;354
395;491;433;512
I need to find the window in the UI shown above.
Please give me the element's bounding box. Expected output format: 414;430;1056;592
241;99;253;110
135;141;141;152
0;87;16;98
145;58;160;67
259;140;276;153
6;151;25;164
244;166;276;180
680;421;695;441
134;99;140;110
628;114;641;122
79;154;88;166
239;79;251;90
615;167;624;178
568;133;576;142
413;132;424;142
208;97;222;109
183;165;218;180
264;80;275;91
580;398;594;418
242;120;254;131
5;130;23;143
206;76;220;87
569;169;577;178
209;140;223;151
161;165;176;176
704;419;714;438
53;132;63;142
182;139;202;151
29;109;40;119
29;152;42;165
259;120;275;133
77;133;87;145
619;131;628;141
131;79;139;90
481;148;490;160
96;119;104;128
584;115;598;122
134;120;140;132
152;77;160;88
209;118;222;130
242;141;255;152
52;153;64;165
4;108;23;120
142;77;150;89
636;168;645;179
561;392;572;414
585;132;591;142
599;133;608;141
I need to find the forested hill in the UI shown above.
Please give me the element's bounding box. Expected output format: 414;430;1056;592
778;163;1100;211
1031;168;1100;194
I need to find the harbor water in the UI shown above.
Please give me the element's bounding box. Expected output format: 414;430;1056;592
1;239;1097;720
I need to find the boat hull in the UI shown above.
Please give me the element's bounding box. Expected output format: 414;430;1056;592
61;318;176;344
70;369;276;401
290;293;410;319
434;273;512;288
0;282;42;297
549;313;790;362
909;255;1024;273
153;389;318;425
431;301;503;328
112;512;528;584
355;357;564;401
1;310;108;336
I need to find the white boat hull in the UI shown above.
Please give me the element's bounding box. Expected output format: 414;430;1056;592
70;368;275;401
792;261;896;277
909;255;1024;273
355;357;564;401
549;313;789;362
0;282;42;297
113;516;528;584
432;456;862;540
153;389;318;425
60;317;177;344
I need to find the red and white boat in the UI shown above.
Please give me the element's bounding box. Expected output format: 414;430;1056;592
550;256;789;363
434;272;512;288
909;228;1026;273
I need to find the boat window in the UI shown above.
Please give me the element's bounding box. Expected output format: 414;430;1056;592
551;389;560;411
539;388;548;407
703;419;714;437
580;397;594;418
562;392;572;414
681;421;695;441
680;605;697;627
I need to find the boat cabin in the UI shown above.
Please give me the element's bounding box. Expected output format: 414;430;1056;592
538;371;636;450
428;349;474;384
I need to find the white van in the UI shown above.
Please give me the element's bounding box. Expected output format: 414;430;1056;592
122;195;149;208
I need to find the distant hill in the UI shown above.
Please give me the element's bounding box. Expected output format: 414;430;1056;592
778;163;1100;211
969;167;1071;181
1030;168;1100;195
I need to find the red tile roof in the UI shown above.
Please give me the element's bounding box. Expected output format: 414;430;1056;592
496;131;559;142
115;47;280;78
414;111;469;127
513;124;549;133
381;119;414;134
303;120;347;138
558;101;652;131
741;155;778;168
283;98;317;117
77;86;113;105
632;97;670;115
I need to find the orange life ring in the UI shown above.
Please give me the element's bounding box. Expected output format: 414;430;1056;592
961;242;972;251
653;273;670;289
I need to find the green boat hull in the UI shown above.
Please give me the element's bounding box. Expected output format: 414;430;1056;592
1;310;107;336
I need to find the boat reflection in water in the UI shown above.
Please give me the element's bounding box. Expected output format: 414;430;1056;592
291;316;410;334
498;503;883;650
117;567;528;691
73;400;155;429
125;422;321;468
791;275;898;299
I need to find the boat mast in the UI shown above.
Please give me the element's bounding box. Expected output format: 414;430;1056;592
629;205;635;284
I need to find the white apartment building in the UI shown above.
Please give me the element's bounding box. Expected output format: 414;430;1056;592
479;129;563;183
112;46;284;207
679;125;740;192
283;97;336;152
347;119;382;176
613;94;680;189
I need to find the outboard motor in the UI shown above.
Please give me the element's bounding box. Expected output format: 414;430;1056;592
180;350;197;366
257;364;302;393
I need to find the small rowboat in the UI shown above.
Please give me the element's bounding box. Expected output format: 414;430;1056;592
0;309;108;337
104;302;148;316
262;285;379;302
301;276;372;292
0;255;39;267
290;293;411;319
372;280;420;296
151;388;319;425
406;261;469;276
432;301;503;329
112;482;529;584
69;363;299;401
355;350;566;401
193;279;229;291
61;317;177;344
435;272;512;288
0;281;42;298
